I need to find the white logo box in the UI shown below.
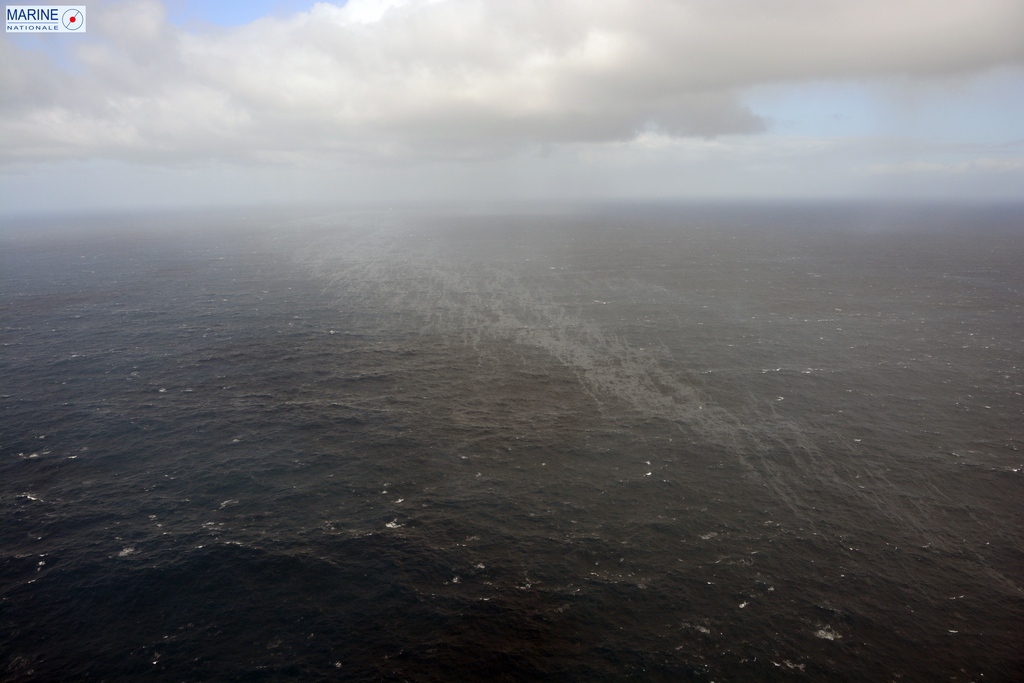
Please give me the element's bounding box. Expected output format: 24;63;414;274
6;5;86;32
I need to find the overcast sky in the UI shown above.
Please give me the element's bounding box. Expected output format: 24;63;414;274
2;0;1023;214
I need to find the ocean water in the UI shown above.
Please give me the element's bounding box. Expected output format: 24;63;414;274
1;204;1022;681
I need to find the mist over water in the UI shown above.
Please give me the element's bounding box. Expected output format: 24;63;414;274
2;204;1022;681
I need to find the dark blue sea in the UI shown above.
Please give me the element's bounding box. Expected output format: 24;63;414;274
2;203;1022;681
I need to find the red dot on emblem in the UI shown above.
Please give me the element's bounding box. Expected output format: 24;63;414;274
70;16;76;22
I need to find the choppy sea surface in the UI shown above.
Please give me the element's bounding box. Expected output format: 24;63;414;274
2;203;1022;681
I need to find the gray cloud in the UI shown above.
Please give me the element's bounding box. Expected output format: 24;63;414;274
2;0;1022;165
